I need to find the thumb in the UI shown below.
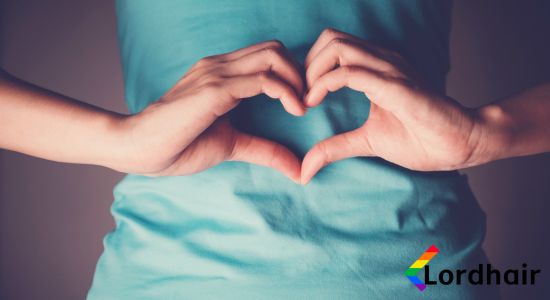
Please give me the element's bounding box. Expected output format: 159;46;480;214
228;131;301;183
301;128;375;184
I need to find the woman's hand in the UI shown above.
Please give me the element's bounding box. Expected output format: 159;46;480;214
120;40;305;181
300;29;485;183
3;31;547;183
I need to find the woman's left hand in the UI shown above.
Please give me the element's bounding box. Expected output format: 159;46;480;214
301;29;484;184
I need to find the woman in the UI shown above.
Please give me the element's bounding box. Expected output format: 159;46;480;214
88;1;493;298
2;0;549;299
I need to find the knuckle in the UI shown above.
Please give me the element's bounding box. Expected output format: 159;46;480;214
390;76;412;88
201;81;224;96
256;70;273;81
379;61;398;73
341;65;359;76
198;72;222;86
265;39;284;49
321;27;339;39
196;55;217;67
205;67;226;79
330;37;347;46
329;37;351;52
392;69;408;79
261;45;284;60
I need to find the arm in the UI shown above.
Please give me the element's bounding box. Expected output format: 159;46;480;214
0;40;305;181
471;83;550;167
300;28;550;183
0;69;129;171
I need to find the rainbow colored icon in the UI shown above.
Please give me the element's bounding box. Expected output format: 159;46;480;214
405;244;439;291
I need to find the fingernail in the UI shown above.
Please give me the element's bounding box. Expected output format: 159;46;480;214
299;172;310;185
304;92;310;106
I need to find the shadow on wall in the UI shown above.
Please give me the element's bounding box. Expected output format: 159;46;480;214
447;0;550;299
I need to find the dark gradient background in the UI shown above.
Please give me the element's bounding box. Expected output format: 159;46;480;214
1;0;549;299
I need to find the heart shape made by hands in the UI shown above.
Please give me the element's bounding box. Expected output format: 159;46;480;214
244;28;475;184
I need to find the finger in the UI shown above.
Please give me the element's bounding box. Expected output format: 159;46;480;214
222;71;305;116
301;128;374;184
305;38;394;89
229;131;301;183
305;28;368;69
306;66;403;113
222;44;304;96
222;40;290;61
191;40;295;71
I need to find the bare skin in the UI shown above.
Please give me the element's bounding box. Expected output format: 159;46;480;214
0;40;305;182
1;29;549;185
300;29;550;183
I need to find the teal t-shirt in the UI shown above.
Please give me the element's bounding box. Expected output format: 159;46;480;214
88;1;498;299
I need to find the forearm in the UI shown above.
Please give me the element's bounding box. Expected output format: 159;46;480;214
470;82;550;166
0;70;130;171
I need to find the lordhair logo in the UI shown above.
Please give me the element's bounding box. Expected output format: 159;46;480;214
405;244;542;292
405;244;439;291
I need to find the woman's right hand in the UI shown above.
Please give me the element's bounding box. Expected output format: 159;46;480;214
119;40;305;182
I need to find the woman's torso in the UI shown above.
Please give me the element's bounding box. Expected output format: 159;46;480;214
88;1;497;299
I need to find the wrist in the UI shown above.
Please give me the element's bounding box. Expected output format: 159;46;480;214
110;104;174;175
465;104;515;167
94;112;137;173
108;111;161;174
